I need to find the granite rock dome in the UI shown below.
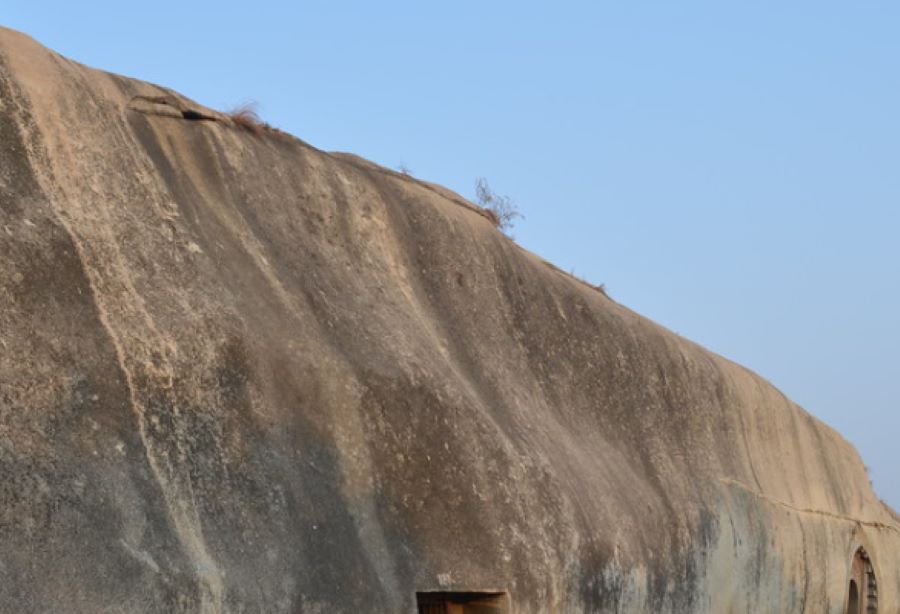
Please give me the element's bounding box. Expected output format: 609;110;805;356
0;27;897;613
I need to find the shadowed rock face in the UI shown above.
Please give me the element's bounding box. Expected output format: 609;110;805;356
0;26;897;613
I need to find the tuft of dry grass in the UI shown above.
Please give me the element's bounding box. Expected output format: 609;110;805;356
227;103;267;136
569;267;609;297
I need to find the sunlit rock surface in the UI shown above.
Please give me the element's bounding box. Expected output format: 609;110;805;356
0;26;897;613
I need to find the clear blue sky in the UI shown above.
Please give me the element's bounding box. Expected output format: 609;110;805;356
7;2;898;508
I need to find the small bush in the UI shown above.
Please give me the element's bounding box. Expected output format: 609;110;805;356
227;103;267;136
397;163;414;176
475;177;521;234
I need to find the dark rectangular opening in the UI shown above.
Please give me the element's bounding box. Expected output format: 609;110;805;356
416;591;508;614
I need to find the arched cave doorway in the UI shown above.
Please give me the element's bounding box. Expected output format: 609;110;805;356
847;579;859;614
845;547;877;614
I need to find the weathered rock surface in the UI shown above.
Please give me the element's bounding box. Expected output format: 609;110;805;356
0;26;897;613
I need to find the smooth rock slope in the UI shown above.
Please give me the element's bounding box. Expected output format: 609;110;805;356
0;27;897;613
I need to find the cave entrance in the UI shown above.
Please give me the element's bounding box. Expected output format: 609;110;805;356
845;547;877;614
416;591;508;614
847;579;859;613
